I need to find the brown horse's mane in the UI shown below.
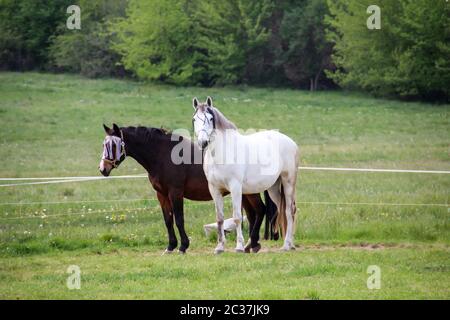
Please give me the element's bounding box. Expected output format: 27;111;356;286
119;125;189;177
122;126;177;144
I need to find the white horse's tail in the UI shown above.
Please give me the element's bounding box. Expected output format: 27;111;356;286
276;184;287;238
292;199;297;237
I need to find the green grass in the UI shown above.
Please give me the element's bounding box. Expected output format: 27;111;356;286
1;246;449;299
0;72;449;299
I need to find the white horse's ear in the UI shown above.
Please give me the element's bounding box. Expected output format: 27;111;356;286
206;96;213;107
193;97;199;110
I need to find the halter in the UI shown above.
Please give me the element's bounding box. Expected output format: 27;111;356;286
192;107;216;145
102;130;126;168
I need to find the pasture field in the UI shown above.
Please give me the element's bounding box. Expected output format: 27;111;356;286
0;72;449;299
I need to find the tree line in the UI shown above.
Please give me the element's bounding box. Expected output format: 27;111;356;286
0;0;448;100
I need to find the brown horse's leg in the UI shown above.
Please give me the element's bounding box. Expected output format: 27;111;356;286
157;192;177;252
264;190;279;240
242;196;255;253
244;194;265;253
169;191;190;253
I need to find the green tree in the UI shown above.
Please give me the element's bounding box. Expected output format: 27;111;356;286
277;0;333;90
110;0;202;85
196;0;274;85
0;0;71;70
49;0;127;78
110;0;273;85
327;0;450;100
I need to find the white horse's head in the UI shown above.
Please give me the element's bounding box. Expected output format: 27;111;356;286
192;96;215;150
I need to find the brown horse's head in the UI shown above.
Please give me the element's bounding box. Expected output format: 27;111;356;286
99;123;126;177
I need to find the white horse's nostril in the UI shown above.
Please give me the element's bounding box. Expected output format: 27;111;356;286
198;138;208;150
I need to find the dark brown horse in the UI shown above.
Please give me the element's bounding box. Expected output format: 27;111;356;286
99;123;278;253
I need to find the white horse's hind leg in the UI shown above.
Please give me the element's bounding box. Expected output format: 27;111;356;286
230;181;245;252
281;174;297;251
209;186;225;254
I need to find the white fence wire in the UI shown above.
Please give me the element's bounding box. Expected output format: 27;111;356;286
1;166;449;188
0;166;447;212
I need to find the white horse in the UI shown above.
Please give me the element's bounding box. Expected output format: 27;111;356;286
192;96;300;253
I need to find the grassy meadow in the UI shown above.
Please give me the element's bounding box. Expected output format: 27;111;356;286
0;72;449;299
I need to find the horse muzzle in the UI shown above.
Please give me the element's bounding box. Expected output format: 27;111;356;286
99;167;110;177
199;140;209;150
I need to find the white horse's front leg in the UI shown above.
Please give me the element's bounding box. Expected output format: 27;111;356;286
230;182;245;253
209;186;225;254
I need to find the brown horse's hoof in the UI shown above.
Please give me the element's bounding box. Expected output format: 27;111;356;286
178;249;186;254
251;244;261;253
244;244;251;253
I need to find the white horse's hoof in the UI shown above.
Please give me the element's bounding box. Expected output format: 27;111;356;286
235;248;245;253
214;248;224;255
280;246;290;252
162;249;174;255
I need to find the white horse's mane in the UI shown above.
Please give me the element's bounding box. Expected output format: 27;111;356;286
208;106;237;130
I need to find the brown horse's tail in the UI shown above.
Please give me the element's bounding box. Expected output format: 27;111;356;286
275;184;287;239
